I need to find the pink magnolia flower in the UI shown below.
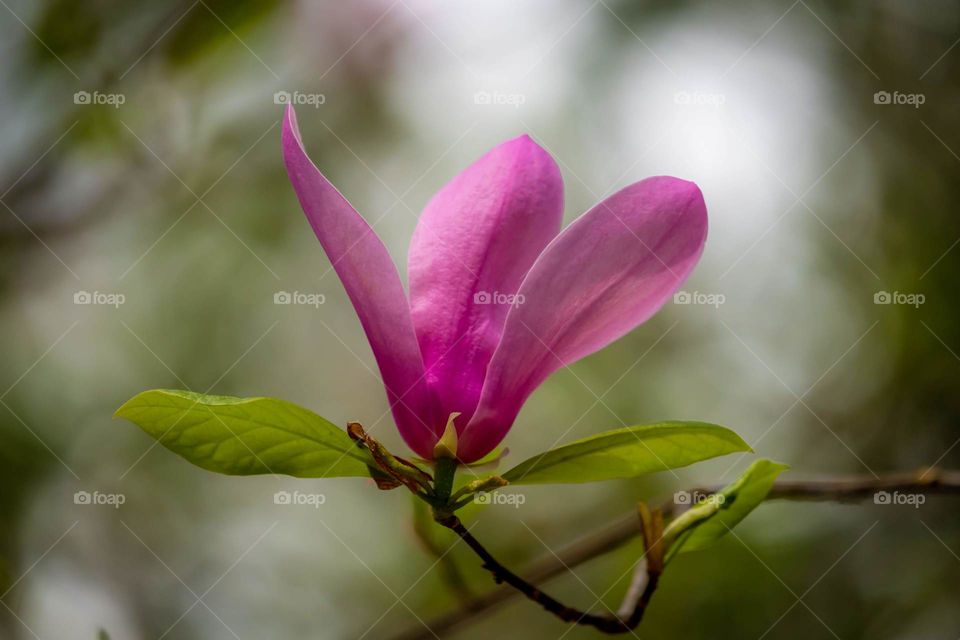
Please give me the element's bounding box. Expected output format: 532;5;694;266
282;106;707;463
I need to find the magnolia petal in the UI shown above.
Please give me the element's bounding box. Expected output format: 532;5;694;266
459;176;708;462
407;135;563;426
282;106;438;457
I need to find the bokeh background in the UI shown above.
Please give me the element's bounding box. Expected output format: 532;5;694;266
1;1;958;638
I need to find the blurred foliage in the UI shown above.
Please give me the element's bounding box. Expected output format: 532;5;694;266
1;0;958;638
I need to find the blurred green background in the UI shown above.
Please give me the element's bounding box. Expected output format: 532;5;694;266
1;0;958;638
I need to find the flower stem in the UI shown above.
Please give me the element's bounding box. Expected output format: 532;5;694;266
433;456;458;506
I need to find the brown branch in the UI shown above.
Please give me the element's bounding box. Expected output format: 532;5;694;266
394;513;642;640
433;510;662;635
767;467;960;500
392;467;960;640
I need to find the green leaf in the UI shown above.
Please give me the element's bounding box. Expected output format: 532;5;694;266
665;459;789;563
115;389;374;478
501;422;751;485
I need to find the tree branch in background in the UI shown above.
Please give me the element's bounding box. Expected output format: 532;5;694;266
393;467;960;640
411;503;476;603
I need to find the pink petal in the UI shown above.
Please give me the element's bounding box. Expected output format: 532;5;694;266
458;176;708;462
407;135;563;428
282;106;438;457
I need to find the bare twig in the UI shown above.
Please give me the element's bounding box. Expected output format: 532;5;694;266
392;467;960;640
433;510;661;634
